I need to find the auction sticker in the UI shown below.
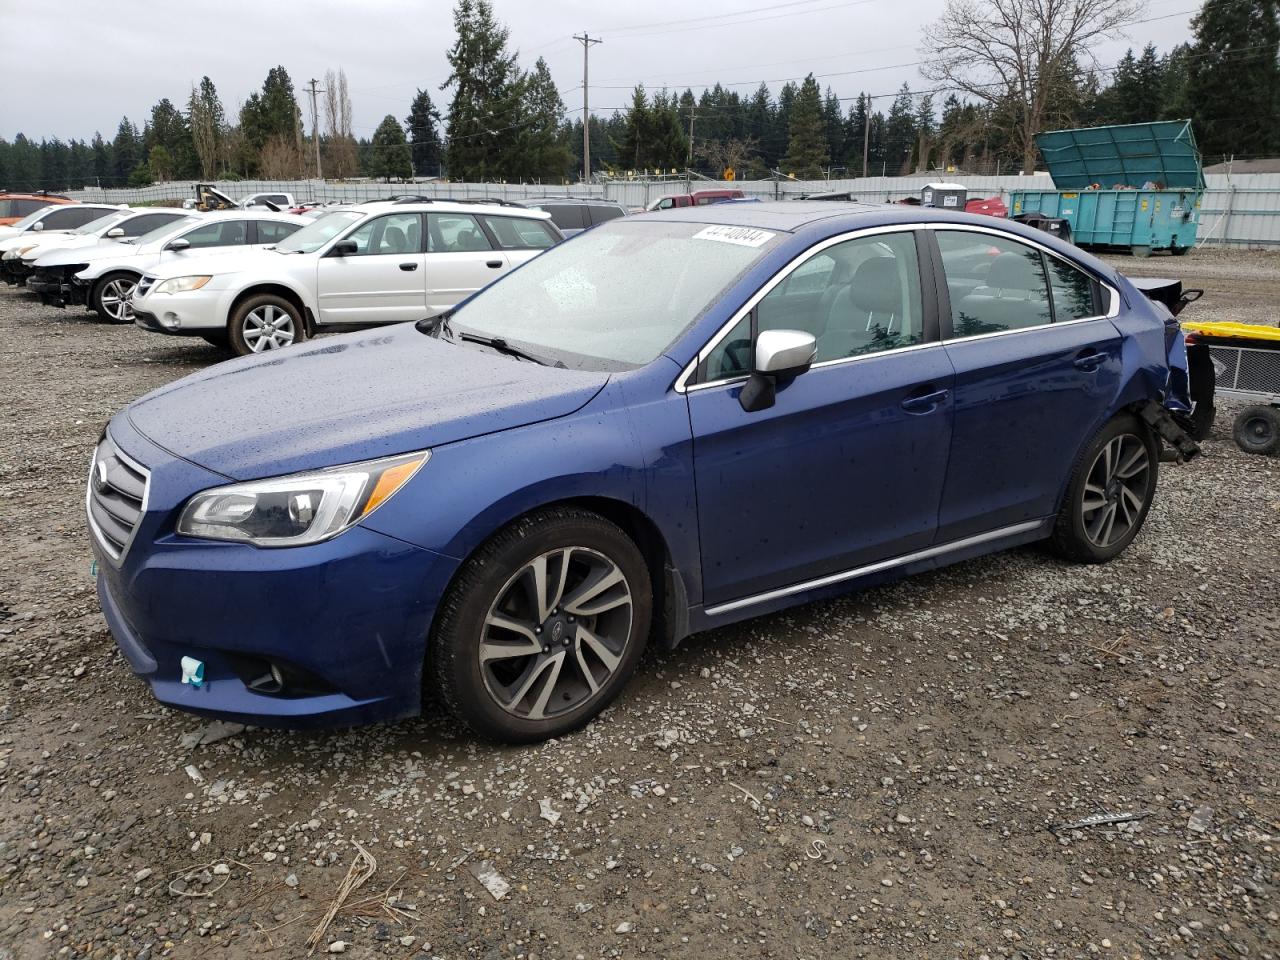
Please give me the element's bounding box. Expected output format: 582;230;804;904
692;225;775;248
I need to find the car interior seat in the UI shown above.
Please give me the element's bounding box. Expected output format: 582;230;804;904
955;252;1051;332
819;256;905;357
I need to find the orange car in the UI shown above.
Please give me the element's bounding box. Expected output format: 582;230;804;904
0;192;75;226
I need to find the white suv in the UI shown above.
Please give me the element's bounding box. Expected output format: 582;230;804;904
130;199;562;354
31;210;308;323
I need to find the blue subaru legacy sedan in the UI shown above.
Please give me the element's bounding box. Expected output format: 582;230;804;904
88;202;1195;742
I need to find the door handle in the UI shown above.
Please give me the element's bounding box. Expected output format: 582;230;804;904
901;388;950;413
1073;351;1106;371
399;262;419;272
486;260;503;269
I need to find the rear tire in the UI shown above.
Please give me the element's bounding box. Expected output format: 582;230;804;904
1048;414;1159;563
429;508;652;743
91;272;139;324
227;294;306;356
1233;405;1280;455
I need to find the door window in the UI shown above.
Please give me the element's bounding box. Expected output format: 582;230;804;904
181;220;252;248
936;231;1053;337
702;231;924;381
255;219;303;244
42;207;106;230
537;204;587;231
481;215;558;249
427;213;492;252
343;213;423;255
120;213;182;237
1045;256;1102;320
588;204;625;225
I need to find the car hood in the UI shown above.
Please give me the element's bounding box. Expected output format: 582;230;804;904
123;324;610;480
35;239;149;267
144;248;283;280
0;225;27;243
14;234;97;257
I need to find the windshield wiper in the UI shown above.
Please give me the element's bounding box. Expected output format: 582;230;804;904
456;332;555;366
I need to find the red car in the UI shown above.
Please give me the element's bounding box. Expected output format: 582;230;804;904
965;195;1008;217
647;189;746;211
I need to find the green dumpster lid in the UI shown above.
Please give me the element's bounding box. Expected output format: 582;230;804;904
1035;120;1205;190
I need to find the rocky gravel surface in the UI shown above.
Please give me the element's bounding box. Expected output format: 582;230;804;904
0;246;1277;960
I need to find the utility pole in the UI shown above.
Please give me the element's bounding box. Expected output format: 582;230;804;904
573;33;602;184
861;94;870;180
305;78;325;181
686;108;696;186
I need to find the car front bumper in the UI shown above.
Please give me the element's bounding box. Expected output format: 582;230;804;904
1;258;33;285
91;427;460;728
131;290;227;333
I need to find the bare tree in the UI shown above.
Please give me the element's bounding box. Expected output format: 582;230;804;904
259;135;305;179
323;68;360;178
921;0;1144;172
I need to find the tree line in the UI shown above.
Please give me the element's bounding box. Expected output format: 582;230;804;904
1;0;1276;191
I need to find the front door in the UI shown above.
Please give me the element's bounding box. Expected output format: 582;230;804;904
423;212;509;316
930;228;1124;541
687;229;954;607
316;212;427;325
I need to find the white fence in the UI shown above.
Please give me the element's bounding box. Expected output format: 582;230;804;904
65;173;1280;248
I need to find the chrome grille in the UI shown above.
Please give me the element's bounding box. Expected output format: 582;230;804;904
87;435;149;562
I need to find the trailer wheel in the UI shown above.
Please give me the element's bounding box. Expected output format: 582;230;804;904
1233;405;1280;456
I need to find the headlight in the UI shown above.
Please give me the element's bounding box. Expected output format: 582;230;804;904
153;275;212;295
176;452;428;547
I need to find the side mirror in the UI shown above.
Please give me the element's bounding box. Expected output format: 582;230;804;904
106;227;125;238
166;237;190;252
32;222;44;231
739;329;817;413
330;239;358;256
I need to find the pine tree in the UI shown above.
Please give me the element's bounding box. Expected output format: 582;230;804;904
508;58;573;180
90;132;111;185
883;85;917;176
146;98;196;178
1183;0;1280;158
745;83;774;169
405;88;443;177
370;115;412;181
615;86;650;171
188;76;225;179
781;75;829;178
822;87;845;170
111;118;140;186
442;0;521;180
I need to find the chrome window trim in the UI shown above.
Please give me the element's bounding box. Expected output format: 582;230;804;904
704;519;1044;617
674;224;924;393
86;436;151;566
674;221;1119;393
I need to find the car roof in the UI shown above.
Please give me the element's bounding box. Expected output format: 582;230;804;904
638;200;1015;233
351;199;550;219
193;209;305;221
525;197;624;206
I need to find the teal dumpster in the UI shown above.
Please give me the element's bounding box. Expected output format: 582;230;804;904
1009;120;1205;257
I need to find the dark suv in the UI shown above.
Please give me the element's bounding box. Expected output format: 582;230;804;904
524;198;627;237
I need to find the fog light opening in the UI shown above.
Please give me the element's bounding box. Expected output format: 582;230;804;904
161;312;181;330
246;662;285;694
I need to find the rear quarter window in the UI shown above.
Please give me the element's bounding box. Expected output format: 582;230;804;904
482;215;558;249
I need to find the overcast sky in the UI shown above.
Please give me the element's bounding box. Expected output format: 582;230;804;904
1;0;1199;141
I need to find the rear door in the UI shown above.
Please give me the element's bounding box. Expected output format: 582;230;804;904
477;213;560;268
315;212;427;325
930;227;1122;542
423;212;507;315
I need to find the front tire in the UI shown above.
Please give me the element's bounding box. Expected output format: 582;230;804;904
228;294;306;356
91;272;139;324
429;508;652;743
1049;414;1159;563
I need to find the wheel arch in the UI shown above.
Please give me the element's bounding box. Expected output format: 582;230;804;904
227;282;308;328
429;494;691;652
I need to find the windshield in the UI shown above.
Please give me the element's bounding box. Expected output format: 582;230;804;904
11;206;57;231
447;219;779;371
75;211;130;235
130;216;199;245
276;211;362;253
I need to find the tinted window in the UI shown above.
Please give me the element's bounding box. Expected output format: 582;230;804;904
181;220;252;249
120;213;182;237
428;213;491;252
1046;256;1101;321
43;207;107;229
937;231;1052;337
589;204;625;225
704;231;924;380
481;215;557;250
0;198;48;218
537;204;587;231
255;219;302;244
344;213;423;255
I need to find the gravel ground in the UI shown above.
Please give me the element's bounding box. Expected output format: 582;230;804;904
0;246;1277;960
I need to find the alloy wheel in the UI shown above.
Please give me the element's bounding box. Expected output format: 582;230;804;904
1080;434;1150;548
242;304;297;352
100;278;136;322
479;546;633;721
